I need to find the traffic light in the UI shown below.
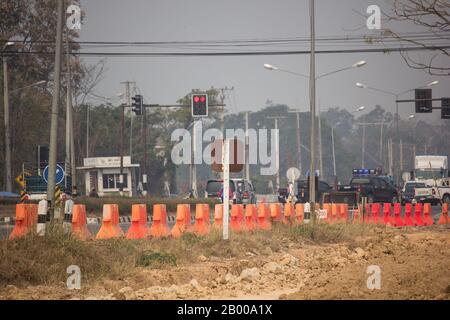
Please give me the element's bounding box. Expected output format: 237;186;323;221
191;94;208;117
132;94;143;115
415;89;432;113
442;98;450;119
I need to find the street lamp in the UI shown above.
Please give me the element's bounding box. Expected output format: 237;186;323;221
408;114;415;120
355;80;439;182
264;59;367;206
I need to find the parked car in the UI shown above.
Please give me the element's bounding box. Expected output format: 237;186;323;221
205;179;256;204
401;181;426;204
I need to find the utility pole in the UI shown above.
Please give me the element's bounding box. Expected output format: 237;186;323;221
120;81;132;196
267;116;285;192
318;104;323;177
308;0;317;208
142;98;148;196
288;109;302;176
86;105;89;157
2;53;11;192
331;126;336;177
379;123;383;168
46;0;64;219
244;111;250;181
400;139;403;173
361;115;366;167
65;29;76;189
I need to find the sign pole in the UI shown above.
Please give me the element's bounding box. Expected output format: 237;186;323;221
223;139;230;240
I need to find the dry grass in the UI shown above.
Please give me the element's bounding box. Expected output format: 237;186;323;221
0;220;378;288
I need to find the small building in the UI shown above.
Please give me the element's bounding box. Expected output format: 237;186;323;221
77;156;139;197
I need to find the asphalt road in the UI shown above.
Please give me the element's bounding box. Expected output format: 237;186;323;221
0;203;445;240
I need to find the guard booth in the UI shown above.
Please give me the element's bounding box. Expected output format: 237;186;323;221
76;156;140;197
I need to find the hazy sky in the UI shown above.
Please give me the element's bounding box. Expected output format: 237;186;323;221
78;0;449;122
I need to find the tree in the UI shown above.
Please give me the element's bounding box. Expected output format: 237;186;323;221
383;0;450;76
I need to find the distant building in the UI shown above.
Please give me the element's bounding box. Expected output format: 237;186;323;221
77;156;139;197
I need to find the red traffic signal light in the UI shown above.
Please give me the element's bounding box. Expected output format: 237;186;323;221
191;94;208;118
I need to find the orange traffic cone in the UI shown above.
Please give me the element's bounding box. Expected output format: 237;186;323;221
393;203;404;227
244;204;258;231
193;204;210;236
71;204;92;240
269;203;283;223
96;204;124;239
422;203;434;226
403;203;415;226
149;204;170;238
230;204;244;232
213;204;223;229
382;203;394;226
257;203;271;230
283;203;295;225
437;203;449;225
126;204;148;239
294;203;304;224
413;203;425;226
9;204;37;239
171;204;190;238
363;204;371;224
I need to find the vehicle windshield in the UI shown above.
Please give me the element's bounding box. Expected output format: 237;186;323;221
206;181;235;194
415;169;447;180
350;178;370;184
405;183;426;192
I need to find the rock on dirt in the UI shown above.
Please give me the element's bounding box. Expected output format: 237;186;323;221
239;268;261;282
279;253;299;266
263;261;283;273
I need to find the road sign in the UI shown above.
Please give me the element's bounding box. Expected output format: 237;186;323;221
286;167;300;182
43;164;65;185
211;138;244;173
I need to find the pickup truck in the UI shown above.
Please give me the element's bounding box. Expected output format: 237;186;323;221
339;175;399;203
414;178;450;205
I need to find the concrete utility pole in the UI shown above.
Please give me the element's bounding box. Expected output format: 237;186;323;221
288;109;302;177
331;126;336;177
318;104;323;177
361;115;366;167
46;0;64;219
400;139;403;172
309;0;317;208
244;111;250;181
65;29;76;189
267;116;285;192
2;51;11;192
142;98;148;195
119;81;133;195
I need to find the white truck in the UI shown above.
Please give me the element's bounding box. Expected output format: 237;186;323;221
413;155;450;205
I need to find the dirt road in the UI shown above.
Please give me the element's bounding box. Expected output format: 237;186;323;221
1;225;449;300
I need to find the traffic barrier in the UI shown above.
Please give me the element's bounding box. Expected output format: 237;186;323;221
213;204;223;229
382;203;394;226
126;204;148;239
36;200;47;236
352;206;361;223
330;203;339;223
403;203;415;226
193;203;210;236
294;203;304;224
230;204;244;232
393;203;404;227
269;203;283;223
413;203;425;226
171;204;190;238
338;203;349;222
149;204;170;238
322;203;332;223
71;204;92;240
283;203;295;224
257;203;271;230
9;203;37;239
422;203;434;226
437;203;449;225
371;203;382;224
63;199;74;233
96;204;123;239
244;204;258;231
363;204;371;223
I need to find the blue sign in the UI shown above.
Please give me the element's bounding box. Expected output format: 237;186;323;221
43;164;65;185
